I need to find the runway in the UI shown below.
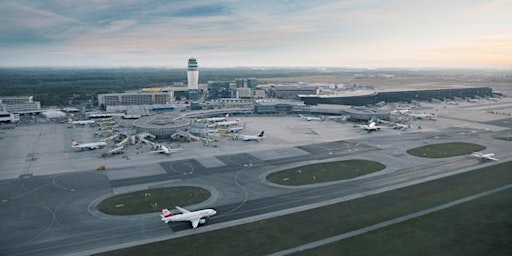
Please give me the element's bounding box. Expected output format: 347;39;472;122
1;100;512;255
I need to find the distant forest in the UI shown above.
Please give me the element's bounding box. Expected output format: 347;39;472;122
0;67;334;106
0;67;509;107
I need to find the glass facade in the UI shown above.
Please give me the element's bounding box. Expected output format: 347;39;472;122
188;58;198;71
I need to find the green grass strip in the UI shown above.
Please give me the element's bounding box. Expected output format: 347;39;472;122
267;159;385;185
407;142;485;158
97;186;210;215
295;188;512;256
98;161;512;256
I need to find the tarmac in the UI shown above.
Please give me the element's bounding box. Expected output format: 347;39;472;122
1;98;512;256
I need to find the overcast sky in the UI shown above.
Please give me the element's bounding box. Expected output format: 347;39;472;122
1;0;511;68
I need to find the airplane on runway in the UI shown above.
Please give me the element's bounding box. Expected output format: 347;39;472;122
71;140;107;150
160;206;217;228
471;152;499;161
236;131;265;141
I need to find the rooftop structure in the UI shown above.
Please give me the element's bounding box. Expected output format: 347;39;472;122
132;113;190;138
300;86;493;106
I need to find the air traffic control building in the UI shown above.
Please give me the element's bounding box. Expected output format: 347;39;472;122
299;86;493;106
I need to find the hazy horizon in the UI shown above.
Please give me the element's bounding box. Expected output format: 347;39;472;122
1;1;511;69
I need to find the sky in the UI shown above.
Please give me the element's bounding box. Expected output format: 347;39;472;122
0;0;511;69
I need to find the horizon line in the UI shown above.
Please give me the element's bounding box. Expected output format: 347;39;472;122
0;65;510;71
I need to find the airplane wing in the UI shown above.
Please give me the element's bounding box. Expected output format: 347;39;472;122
190;218;201;228
176;206;191;213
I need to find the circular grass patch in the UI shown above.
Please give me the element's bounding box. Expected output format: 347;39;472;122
406;142;485;158
97;186;210;215
267;159;385;186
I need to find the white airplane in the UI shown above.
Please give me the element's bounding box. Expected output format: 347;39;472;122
299;114;323;121
198;114;229;123
71;140;107;150
68;119;95;125
471;152;499;161
409;112;436;120
160;206;217;228
209;119;239;128
228;123;246;133
237;131;265;141
391;109;412;115
392;123;410;130
151;144;181;155
327;115;348;122
359;121;386;133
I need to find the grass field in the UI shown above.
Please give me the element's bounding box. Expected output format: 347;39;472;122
495;136;512;142
97;186;210;215
266;159;385;185
295;188;512;256
406;142;485;158
98;161;512;256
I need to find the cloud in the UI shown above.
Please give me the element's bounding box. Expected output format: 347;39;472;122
1;0;511;68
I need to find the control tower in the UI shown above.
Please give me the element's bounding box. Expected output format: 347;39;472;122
187;58;199;90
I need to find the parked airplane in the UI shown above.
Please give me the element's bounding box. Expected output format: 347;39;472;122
236;131;265;141
299;114;323;121
392;123;410;130
68;119;95;125
209;119;240;128
160;206;217;228
151;144;180;155
391;109;412;115
471;152;499;161
228;123;246;133
358;121;386;133
327;115;348;122
198;114;229;123
71;140;107;150
409;112;436;120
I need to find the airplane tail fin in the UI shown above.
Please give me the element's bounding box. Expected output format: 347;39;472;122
258;131;264;137
71;140;79;146
161;207;173;222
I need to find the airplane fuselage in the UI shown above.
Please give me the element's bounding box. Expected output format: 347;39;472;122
161;207;217;228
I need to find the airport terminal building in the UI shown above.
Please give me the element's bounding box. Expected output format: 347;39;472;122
299;86;494;106
132;113;190;138
0;96;41;114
